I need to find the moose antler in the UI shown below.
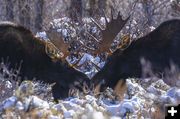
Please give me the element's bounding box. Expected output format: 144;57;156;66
46;29;71;61
89;10;130;55
46;28;85;68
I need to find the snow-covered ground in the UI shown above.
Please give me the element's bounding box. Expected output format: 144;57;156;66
0;78;179;119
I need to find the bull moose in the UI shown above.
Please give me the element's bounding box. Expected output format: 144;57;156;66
0;21;90;100
91;12;180;97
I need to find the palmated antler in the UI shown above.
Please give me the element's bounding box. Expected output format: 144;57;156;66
89;10;130;55
46;29;85;68
46;29;71;61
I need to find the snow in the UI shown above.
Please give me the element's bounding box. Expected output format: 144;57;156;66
85;103;94;112
147;85;166;95
30;96;50;109
5;81;12;88
167;87;178;97
0;96;17;110
92;111;104;119
66;53;105;78
68;98;85;105
15;101;24;110
160;87;180;104
36;31;49;41
62;101;84;111
64;110;75;118
48;115;62;119
0;78;180;118
53;103;67;112
77;53;94;66
100;17;110;26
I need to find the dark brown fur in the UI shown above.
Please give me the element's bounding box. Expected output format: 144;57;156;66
0;21;90;100
92;19;180;92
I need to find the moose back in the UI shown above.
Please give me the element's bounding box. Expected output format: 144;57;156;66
0;21;90;100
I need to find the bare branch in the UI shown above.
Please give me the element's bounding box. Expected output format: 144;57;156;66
85;31;100;43
90;18;104;30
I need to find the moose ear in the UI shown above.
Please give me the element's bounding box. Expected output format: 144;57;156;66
45;41;63;62
109;34;131;56
117;34;131;50
46;29;71;61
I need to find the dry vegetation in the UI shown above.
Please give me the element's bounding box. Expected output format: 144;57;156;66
0;62;179;119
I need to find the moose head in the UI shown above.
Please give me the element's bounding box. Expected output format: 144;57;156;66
0;21;90;100
90;11;180;98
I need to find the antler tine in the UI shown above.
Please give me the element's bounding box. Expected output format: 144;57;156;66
110;6;115;20
110;6;114;20
102;9;108;24
117;11;122;20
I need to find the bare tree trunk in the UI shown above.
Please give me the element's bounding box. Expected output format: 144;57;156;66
89;0;96;16
5;0;14;21
0;0;44;33
18;0;31;29
88;0;107;17
69;0;82;22
34;0;44;31
98;0;107;15
142;0;154;26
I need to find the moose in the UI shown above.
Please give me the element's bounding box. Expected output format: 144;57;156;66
91;12;180;97
0;21;90;100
